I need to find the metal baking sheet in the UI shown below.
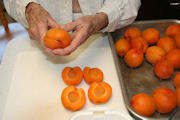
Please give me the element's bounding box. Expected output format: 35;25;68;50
108;19;180;120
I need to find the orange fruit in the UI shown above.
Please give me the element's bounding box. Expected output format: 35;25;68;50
88;82;112;104
62;66;83;86
124;27;141;40
115;38;130;56
152;87;176;114
176;87;180;107
166;49;180;69
165;24;180;38
142;28;160;45
61;86;86;111
145;46;166;64
83;67;103;84
124;48;144;68
173;72;180;88
174;34;180;49
157;37;176;53
44;28;71;49
130;37;148;53
130;93;156;117
154;59;174;79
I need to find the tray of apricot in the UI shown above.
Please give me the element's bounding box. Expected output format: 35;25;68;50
109;19;180;120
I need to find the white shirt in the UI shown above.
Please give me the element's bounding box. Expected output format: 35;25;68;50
4;0;141;32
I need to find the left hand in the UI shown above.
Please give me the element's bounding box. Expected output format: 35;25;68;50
47;12;108;56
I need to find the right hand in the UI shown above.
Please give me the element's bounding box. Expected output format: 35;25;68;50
25;2;63;48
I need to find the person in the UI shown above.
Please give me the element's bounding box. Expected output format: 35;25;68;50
4;0;141;55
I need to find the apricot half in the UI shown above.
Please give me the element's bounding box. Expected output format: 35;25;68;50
88;82;112;104
44;28;71;49
61;86;86;111
83;67;103;84
62;66;83;86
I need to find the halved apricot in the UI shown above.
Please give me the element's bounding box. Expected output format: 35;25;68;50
61;86;86;111
88;82;112;104
62;66;83;86
83;67;103;84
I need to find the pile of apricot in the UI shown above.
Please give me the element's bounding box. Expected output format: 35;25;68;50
61;66;112;111
115;23;180;117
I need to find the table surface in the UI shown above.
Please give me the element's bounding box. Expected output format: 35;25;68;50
0;23;28;63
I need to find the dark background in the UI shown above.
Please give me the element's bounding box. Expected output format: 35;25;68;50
136;0;180;20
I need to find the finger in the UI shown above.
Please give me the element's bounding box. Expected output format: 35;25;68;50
28;26;39;40
37;22;48;47
52;31;85;56
63;22;78;32
47;17;59;29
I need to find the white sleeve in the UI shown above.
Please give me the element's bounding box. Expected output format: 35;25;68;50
3;0;39;28
98;0;141;32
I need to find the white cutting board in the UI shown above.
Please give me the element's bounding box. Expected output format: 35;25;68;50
0;33;132;120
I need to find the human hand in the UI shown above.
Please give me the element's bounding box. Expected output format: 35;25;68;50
49;13;108;56
25;2;62;47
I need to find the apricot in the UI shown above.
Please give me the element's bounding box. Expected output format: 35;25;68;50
176;87;180;107
130;93;156;117
130;37;148;53
154;59;174;79
124;27;141;40
157;37;176;53
83;67;103;84
88;82;112;104
142;28;160;45
166;49;180;69
124;48;144;68
62;66;83;86
44;28;71;49
173;72;180;88
174;34;180;49
165;24;180;38
145;46;166;64
152;87;176;114
61;86;86;111
115;38;130;56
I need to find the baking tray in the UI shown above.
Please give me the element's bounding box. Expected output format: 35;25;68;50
108;19;180;120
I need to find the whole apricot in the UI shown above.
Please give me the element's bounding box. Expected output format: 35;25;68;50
124;48;144;68
115;38;130;56
131;37;148;53
173;72;180;88
152;87;177;114
44;28;71;49
145;46;166;64
154;59;174;79
174;34;180;49
130;93;156;117
142;28;160;45
176;87;180;108
166;49;180;69
157;37;176;53
124;27;141;40
165;24;180;38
